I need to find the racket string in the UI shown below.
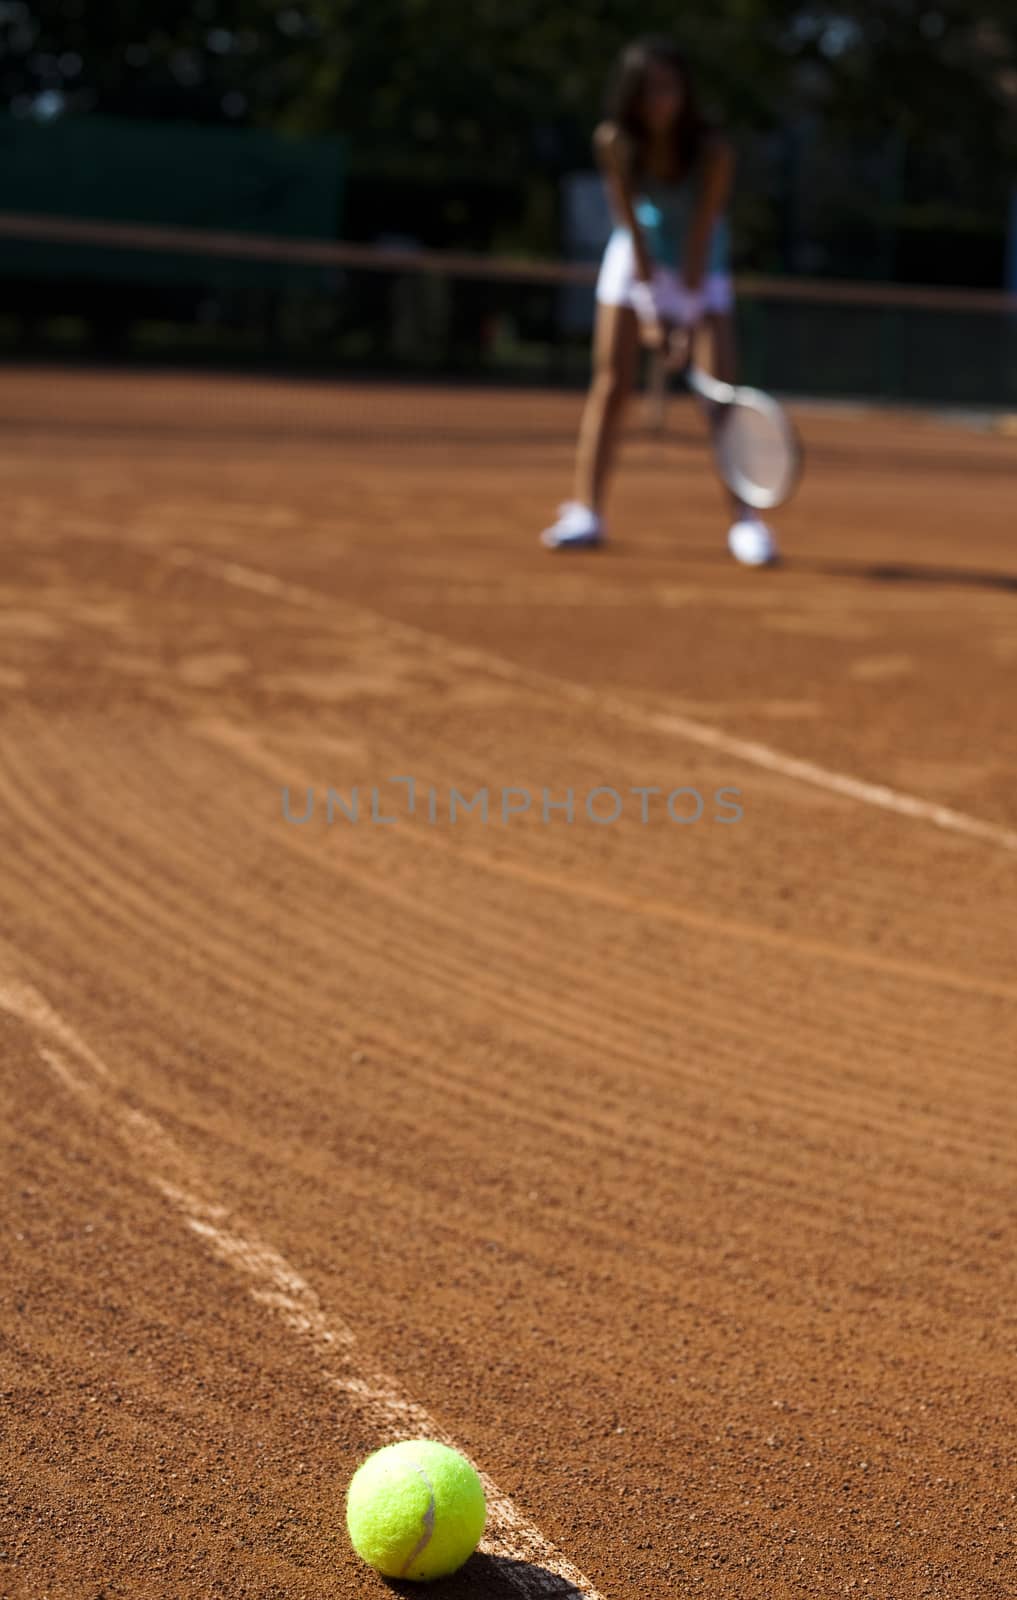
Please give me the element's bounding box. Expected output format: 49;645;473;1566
715;399;797;507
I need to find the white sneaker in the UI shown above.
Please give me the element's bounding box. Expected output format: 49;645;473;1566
728;517;779;567
541;502;604;550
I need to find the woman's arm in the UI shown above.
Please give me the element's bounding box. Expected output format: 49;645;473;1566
683;135;735;291
594;121;654;284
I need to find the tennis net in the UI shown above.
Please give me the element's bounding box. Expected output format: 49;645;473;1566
2;212;1016;411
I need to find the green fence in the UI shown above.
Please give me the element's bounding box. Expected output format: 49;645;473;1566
0;116;346;290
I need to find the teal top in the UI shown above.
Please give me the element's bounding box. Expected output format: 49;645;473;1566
616;174;730;276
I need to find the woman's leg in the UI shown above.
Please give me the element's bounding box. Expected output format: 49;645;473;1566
700;310;742;518
701;307;737;385
573;301;640;512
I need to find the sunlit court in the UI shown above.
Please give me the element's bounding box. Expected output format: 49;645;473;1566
2;16;1017;1600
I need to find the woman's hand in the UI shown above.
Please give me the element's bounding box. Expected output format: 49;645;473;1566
663;322;692;371
633;282;705;368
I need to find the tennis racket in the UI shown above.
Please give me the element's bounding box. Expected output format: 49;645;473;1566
646;347;803;511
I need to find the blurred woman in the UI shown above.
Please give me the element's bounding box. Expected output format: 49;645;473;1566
542;35;777;566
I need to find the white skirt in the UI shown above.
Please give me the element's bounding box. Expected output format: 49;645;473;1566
596;229;734;318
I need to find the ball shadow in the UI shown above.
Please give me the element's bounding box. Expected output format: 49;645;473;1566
382;1549;591;1597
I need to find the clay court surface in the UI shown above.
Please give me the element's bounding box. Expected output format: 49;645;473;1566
2;366;1016;1599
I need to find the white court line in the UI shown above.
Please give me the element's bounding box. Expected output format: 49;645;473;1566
1;976;605;1599
167;550;1017;855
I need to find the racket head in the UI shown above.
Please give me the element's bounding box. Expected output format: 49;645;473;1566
688;366;803;510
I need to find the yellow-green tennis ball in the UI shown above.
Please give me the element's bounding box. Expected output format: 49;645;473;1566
346;1439;486;1581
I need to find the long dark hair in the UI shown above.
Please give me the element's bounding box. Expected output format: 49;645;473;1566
608;36;709;182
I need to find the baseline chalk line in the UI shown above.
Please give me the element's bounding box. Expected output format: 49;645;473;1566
165;550;1017;856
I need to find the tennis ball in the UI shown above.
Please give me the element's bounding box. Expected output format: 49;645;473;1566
346;1438;486;1581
